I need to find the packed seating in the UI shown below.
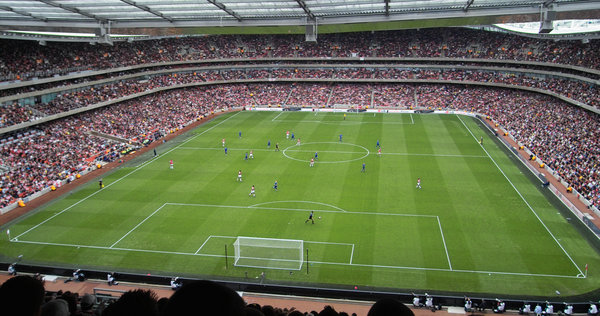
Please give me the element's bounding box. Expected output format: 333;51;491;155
2;65;597;128
1;28;598;82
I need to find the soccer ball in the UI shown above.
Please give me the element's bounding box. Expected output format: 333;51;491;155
318;216;322;219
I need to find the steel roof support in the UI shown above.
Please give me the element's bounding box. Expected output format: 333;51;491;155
36;0;107;23
119;0;173;22
385;0;390;16
0;5;47;22
207;0;242;22
296;0;315;20
463;0;474;11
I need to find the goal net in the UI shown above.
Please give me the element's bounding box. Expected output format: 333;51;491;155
233;236;304;270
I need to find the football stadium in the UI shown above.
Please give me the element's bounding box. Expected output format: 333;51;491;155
0;1;600;315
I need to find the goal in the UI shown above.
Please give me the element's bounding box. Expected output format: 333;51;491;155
233;236;304;270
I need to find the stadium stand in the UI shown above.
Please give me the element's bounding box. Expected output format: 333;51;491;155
0;27;598;252
2;28;599;83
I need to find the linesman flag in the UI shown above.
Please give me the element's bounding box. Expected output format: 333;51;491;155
585;264;588;271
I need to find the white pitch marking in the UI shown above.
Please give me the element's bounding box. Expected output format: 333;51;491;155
179;147;272;152
249;200;348;213
272;111;284;121
166;202;435;217
382;152;488;158
282;142;369;164
285;149;367;154
437;216;452;271
195;235;214;255
110;203;168;248
177;146;487;158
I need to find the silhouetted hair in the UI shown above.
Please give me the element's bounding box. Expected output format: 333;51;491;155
105;289;159;316
368;298;415;316
164;280;245;316
319;305;339;316
0;275;45;316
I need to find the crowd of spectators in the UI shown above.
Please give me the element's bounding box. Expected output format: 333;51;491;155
1;28;598;82
329;84;373;107
0;275;415;316
5;64;599;127
286;83;331;106
3;65;596;128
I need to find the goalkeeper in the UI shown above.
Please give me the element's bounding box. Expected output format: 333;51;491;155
305;211;315;224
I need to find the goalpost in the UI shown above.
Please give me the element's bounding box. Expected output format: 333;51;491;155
233;236;304;270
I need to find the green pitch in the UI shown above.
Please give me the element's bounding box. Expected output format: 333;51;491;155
2;111;599;296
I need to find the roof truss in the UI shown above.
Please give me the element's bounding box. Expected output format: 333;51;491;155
36;0;108;23
119;0;174;22
207;0;242;22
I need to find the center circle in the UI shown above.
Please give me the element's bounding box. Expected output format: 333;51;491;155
282;142;370;164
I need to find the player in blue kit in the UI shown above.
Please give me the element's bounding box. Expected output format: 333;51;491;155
305;211;314;224
314;152;318;161
361;162;366;173
273;180;278;191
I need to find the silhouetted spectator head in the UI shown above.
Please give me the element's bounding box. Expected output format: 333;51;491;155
80;293;96;311
245;306;266;316
41;299;69;316
105;289;159;316
164;280;245;316
59;291;79;315
0;275;45;316
261;305;276;316
157;297;169;316
368;298;415;316
319;305;339;316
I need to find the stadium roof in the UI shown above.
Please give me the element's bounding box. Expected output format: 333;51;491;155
0;0;599;40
